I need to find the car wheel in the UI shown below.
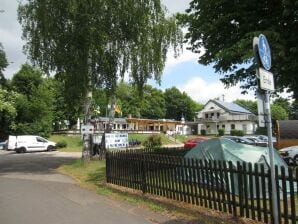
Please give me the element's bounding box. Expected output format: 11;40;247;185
47;145;54;151
20;147;26;153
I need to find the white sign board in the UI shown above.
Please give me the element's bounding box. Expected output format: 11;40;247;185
259;68;274;91
81;124;94;135
105;133;128;149
257;92;266;127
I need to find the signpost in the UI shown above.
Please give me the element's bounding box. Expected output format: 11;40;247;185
253;34;278;224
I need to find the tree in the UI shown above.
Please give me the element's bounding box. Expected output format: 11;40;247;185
0;89;19;140
290;99;298;120
11;64;43;96
181;0;298;99
234;99;258;115
271;104;288;121
139;85;166;119
11;65;54;137
273;97;290;117
0;43;8;88
18;0;182;104
164;87;202;120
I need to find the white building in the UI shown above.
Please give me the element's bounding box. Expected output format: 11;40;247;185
196;100;257;135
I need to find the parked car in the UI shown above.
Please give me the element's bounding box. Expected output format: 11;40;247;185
243;136;268;147
279;146;298;165
222;136;255;145
184;137;209;149
0;140;7;150
7;135;56;153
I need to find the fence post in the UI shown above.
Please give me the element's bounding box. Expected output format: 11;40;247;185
141;154;147;194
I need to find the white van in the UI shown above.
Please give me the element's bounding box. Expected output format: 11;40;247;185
7;135;56;153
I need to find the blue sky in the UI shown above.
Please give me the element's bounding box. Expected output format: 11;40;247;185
0;0;272;104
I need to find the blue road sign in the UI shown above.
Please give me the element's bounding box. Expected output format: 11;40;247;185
258;34;271;70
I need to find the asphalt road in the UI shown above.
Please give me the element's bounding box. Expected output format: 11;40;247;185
0;150;177;224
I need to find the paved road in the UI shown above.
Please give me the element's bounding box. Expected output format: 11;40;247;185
0;150;178;224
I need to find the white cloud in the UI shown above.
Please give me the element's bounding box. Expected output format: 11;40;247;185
177;77;256;104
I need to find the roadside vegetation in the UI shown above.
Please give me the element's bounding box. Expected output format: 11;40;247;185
50;133;180;153
49;135;82;152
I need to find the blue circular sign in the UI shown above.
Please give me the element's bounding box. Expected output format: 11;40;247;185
258;34;271;70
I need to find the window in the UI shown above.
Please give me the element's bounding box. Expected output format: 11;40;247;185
222;124;225;128
231;124;235;129
205;114;208;118
210;107;214;109
36;137;47;143
211;113;214;117
217;112;220;117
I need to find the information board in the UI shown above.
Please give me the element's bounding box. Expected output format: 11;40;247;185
105;133;128;149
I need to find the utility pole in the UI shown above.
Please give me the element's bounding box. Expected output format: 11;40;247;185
253;34;278;224
82;57;93;161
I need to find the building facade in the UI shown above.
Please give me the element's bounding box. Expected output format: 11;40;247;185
196;100;257;135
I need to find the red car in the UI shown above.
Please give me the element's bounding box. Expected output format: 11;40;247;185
184;137;209;149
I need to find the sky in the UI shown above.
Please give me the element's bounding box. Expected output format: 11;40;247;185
0;0;258;104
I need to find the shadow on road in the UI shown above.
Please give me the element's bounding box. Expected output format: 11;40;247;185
0;151;79;175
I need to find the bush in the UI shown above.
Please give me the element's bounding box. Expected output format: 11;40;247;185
218;128;225;136
143;135;162;150
56;140;67;148
230;129;244;136
200;129;206;136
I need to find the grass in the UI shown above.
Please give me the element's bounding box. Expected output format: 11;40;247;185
58;159;258;224
49;135;83;152
129;133;176;145
50;133;177;153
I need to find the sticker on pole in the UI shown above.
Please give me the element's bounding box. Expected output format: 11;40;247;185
259;68;274;91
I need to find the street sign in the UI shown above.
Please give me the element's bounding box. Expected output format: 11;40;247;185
81;124;94;135
257;92;265;127
258;34;271;70
259;68;274;91
105;133;128;149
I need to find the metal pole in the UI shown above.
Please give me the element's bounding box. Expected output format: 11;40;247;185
264;91;278;224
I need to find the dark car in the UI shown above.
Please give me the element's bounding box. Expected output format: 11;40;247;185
222;136;255;145
184;137;209;149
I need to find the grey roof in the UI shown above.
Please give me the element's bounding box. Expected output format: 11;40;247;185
212;100;253;114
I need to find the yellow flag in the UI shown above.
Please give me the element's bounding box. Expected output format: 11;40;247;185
115;104;121;113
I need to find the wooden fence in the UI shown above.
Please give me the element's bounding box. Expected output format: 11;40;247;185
106;151;298;224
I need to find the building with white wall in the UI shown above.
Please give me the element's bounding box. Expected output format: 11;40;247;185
196;100;257;135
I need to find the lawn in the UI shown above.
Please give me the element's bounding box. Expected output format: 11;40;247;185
49;135;83;152
129;133;176;145
49;133;177;152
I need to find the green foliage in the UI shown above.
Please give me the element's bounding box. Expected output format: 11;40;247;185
18;0;182;101
181;0;298;99
255;127;267;135
12;65;54;137
271;104;288;120
49;135;83;152
56;140;67;148
0;43;8;88
200;129;206;136
11;64;43;96
290;99;298;119
143;134;162;149
234;99;257;115
0;89;19;139
218;128;225;136
164;87;202;120
230;129;244;136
